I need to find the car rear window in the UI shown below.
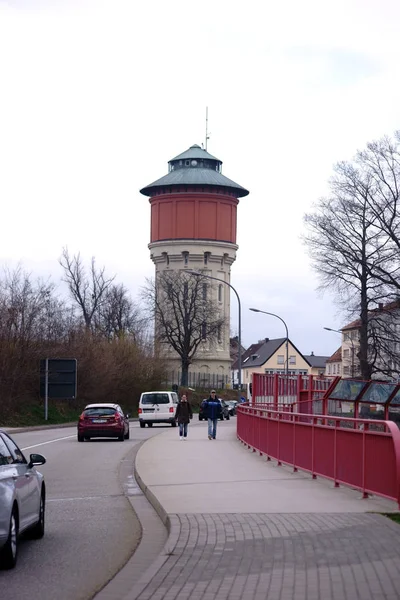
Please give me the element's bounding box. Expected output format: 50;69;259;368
141;393;170;405
84;407;116;417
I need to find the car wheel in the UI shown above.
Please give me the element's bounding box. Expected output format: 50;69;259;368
0;506;18;569
118;432;125;441
140;422;145;428
29;489;45;539
125;428;130;439
77;433;84;442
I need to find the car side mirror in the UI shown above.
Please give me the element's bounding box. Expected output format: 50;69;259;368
28;454;46;469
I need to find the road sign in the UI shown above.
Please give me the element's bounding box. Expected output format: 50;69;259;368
40;358;77;420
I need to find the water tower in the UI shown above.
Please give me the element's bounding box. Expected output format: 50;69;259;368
140;144;249;382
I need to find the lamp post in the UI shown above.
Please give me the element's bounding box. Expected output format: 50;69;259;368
249;308;289;377
187;270;242;402
324;327;355;378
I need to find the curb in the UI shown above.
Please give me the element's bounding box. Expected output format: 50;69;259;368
2;419;139;435
134;452;180;555
1;422;78;434
112;441;181;600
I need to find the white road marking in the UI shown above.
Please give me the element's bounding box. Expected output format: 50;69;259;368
21;435;76;450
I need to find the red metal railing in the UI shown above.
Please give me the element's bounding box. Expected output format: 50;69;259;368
251;373;333;411
237;404;400;506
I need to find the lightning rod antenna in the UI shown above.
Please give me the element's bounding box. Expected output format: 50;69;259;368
205;106;210;151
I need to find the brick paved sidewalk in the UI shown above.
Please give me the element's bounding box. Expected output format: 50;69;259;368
125;421;400;600
130;513;400;600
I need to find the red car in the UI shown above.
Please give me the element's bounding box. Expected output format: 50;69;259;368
77;403;130;442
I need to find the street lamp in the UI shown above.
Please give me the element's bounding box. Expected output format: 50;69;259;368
187;270;242;401
324;327;355;378
249;308;289;377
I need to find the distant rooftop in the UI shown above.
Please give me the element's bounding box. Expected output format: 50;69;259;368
303;354;330;369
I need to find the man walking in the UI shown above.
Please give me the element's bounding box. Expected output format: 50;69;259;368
204;390;222;440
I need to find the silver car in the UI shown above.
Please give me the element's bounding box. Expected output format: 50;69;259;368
0;430;46;569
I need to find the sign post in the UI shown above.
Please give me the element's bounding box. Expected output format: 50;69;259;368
44;358;49;421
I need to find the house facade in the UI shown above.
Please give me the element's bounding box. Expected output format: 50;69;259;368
327;300;400;380
325;347;342;377
231;337;312;388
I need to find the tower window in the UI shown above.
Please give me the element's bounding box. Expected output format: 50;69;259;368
218;284;223;302
218;324;222;343
182;251;189;265
204;251;211;265
202;283;207;300
201;322;207;340
185;160;190;166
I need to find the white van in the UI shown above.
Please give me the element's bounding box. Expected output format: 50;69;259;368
138;391;179;428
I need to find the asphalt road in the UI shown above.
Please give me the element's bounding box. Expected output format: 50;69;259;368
0;423;163;600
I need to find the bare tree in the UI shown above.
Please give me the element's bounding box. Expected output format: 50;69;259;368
97;283;145;342
143;271;226;386
59;248;115;331
303;156;396;379
356;133;400;293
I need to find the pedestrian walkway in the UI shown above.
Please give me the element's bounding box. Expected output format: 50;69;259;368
125;420;400;599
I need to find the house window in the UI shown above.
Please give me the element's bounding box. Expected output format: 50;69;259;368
218;284;223;302
343;349;350;359
289;356;296;364
277;355;284;364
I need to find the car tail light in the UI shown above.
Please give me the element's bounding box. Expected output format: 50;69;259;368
114;411;122;421
169;407;174;413
79;413;86;421
138;408;142;414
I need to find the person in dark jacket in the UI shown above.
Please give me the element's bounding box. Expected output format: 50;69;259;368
204;390;222;440
175;394;193;440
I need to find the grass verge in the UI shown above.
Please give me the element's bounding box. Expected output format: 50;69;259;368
382;512;400;525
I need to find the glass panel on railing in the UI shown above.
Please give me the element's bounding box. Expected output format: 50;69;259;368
328;379;367;401
389;388;400;406
362;382;396;404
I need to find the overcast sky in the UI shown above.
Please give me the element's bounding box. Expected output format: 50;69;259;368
1;0;399;356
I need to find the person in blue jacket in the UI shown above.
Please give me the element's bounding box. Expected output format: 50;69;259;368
204;390;222;440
